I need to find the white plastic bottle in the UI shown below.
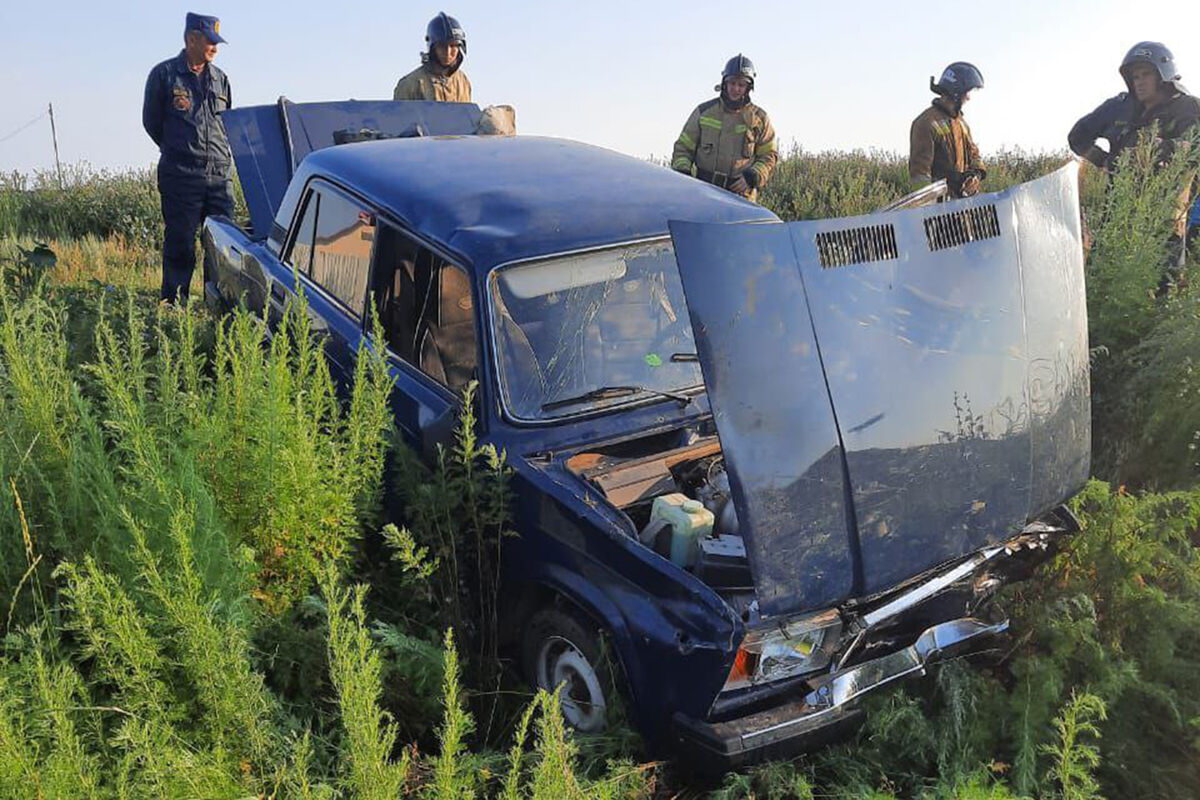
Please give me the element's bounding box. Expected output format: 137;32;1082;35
640;493;715;568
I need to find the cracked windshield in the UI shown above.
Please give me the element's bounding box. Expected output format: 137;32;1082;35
490;241;703;420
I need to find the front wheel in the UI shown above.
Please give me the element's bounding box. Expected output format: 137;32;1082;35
521;607;611;733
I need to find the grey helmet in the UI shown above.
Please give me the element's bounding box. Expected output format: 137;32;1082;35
426;12;466;52
1120;41;1181;92
930;62;984;99
719;54;756;91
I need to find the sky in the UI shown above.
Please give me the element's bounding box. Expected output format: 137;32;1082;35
1;0;1195;174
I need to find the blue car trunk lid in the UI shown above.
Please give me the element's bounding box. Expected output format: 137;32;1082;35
219;99;481;239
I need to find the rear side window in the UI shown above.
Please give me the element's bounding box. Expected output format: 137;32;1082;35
286;192;318;274
290;185;373;318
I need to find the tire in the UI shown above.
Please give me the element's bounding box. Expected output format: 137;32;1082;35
521;606;612;733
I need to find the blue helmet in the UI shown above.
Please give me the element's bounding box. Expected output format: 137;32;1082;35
1120;42;1180;90
721;54;756;90
930;62;984;99
426;12;466;52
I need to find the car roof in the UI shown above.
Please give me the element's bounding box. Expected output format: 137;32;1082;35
295;135;778;269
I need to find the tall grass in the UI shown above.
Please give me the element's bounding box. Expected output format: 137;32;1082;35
387;380;514;740
0;165;162;249
759;145;1068;221
325;581;413;799
1080;129;1200;488
0;163;250;251
0;276;648;797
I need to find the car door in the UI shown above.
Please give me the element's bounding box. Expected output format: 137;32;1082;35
366;220;480;456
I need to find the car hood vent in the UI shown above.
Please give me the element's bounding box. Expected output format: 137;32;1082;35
816;224;898;268
924;204;1001;252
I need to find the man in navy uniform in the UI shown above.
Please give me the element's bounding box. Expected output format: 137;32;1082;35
143;13;233;302
1069;42;1200;280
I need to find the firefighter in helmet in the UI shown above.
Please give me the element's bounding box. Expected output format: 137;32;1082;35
1069;42;1200;280
393;12;471;102
671;55;778;202
909;62;987;198
1070;42;1200;170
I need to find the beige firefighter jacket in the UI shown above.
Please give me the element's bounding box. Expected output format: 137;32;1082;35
909;99;986;197
393;60;472;103
671;97;778;202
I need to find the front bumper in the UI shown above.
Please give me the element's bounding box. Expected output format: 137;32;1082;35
671;617;1008;772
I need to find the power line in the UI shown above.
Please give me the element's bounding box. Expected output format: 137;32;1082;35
0;111;49;145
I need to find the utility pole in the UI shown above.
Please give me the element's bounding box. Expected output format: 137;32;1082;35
48;102;64;189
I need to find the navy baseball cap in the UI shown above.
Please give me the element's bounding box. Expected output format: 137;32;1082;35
185;12;226;44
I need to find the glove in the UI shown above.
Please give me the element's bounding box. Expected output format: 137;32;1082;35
949;170;982;197
960;171;982;197
742;168;760;189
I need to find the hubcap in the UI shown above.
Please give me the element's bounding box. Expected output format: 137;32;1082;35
536;635;607;732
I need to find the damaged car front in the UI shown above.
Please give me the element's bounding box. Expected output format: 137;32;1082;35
500;164;1089;770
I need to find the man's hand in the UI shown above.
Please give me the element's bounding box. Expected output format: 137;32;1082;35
961;173;982;197
1082;145;1109;170
729;169;759;197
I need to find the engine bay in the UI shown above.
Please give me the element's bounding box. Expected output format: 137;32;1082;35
564;426;752;597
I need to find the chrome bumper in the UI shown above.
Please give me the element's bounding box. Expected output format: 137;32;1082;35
673;616;1007;769
803;617;1009;713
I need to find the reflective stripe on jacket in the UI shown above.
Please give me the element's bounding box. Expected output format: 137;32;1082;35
672;97;778;200
909;100;985;195
393;62;472;103
142;51;232;178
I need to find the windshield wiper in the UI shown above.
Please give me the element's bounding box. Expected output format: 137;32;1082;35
541;385;693;412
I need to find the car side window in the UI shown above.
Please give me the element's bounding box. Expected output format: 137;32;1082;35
286;191;318;274
308;186;374;318
371;223;478;394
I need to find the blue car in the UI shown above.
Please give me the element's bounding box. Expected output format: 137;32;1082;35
203;100;1091;770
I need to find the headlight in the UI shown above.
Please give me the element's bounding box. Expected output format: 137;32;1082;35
723;609;843;691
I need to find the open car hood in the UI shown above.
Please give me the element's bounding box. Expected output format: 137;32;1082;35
220;99;482;238
669;164;1090;617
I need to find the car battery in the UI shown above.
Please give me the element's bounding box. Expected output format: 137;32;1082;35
694;534;753;589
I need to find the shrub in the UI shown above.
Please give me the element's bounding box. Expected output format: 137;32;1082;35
1085;127;1200;353
0;277;633;797
387;380;514;736
0;165;163;250
0;163;250;252
759;145;1069;222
